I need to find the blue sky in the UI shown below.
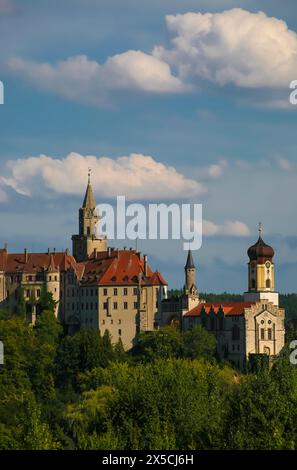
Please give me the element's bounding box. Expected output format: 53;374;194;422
0;0;297;293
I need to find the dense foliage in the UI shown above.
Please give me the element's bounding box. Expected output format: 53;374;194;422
1;292;297;450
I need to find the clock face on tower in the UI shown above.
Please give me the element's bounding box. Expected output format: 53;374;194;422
265;261;271;269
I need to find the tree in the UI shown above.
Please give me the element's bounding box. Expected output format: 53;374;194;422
35;310;62;346
132;326;183;362
39;286;56;315
182;325;216;359
15;288;26;319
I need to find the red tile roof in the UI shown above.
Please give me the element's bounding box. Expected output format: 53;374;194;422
184;302;255;318
0;248;167;287
78;249;167;287
0;249;77;273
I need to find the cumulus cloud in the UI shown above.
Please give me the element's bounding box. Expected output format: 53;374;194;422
8;50;186;105
2;152;206;200
203;160;227;179
203;220;250;237
189;217;250;238
7;8;297;106
277;157;292;172
154;8;297;88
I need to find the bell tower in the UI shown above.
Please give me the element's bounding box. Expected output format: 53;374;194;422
72;170;107;262
244;223;278;306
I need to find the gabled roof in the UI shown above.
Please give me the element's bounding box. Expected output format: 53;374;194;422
184;302;255;318
0;251;77;274
78;249;168;287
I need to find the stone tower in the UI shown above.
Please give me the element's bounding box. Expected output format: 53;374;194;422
182;249;199;312
72;171;107;262
244;223;279;306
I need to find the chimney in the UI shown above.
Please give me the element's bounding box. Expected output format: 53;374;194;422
24;248;28;263
144;254;148;276
66;248;70;256
48;248;50;255
4;242;8;252
108;247;112;257
53;248;56;254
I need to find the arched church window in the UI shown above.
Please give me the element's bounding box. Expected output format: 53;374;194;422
266;279;271;288
232;325;240;341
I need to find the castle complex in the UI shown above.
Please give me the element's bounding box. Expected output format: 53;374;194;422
160;224;285;367
0;177;285;364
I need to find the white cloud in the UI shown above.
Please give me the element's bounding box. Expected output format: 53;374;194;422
204;160;227;179
190;217;250;238
203;220;250;237
8;8;297;106
2;152;206;200
277;157;292;172
153;8;297;88
8;51;186;105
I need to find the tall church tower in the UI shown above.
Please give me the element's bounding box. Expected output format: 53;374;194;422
182;249;199;312
72;171;107;262
244;223;279;306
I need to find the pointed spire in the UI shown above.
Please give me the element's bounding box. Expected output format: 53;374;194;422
185;249;195;269
48;253;56;272
82;168;96;209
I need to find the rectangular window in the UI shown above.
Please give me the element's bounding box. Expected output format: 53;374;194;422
103;302;108;309
268;328;272;340
118;329;122;336
113;302;118;310
118;319;121;324
123;288;128;296
114;288;118;296
260;328;265;340
26;290;30;298
124;302;128;310
134;302;138;309
103;288;107;296
133;288;138;296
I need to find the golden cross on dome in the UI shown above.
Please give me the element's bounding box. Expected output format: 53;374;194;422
258;222;263;237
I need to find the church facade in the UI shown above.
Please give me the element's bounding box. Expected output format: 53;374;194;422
0;176;167;349
170;227;285;367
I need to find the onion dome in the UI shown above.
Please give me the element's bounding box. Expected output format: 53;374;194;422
247;224;274;263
